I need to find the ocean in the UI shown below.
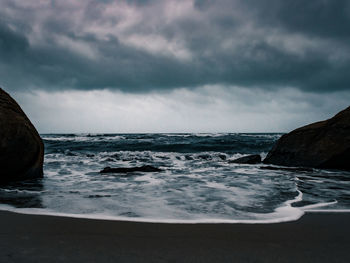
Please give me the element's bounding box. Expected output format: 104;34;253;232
1;133;349;223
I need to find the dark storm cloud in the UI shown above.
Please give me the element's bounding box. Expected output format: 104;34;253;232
0;20;192;92
0;0;349;92
240;0;350;39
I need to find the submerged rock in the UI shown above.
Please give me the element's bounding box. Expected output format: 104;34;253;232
219;154;227;160
264;106;350;170
100;165;162;174
0;88;44;183
229;154;261;164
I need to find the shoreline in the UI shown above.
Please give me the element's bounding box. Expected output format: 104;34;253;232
1;202;350;224
1;211;349;262
0;205;305;224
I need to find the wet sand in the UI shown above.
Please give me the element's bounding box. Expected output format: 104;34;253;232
0;211;349;262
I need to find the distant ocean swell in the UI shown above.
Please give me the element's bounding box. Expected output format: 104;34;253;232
0;133;349;223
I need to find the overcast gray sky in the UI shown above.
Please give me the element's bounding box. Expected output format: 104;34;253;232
1;0;349;133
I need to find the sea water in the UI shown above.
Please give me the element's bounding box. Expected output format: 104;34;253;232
1;133;349;223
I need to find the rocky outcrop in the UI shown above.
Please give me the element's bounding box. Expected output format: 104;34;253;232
0;88;44;183
264;106;350;170
100;165;162;174
229;154;261;164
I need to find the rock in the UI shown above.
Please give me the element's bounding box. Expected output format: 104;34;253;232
219;154;227;160
198;154;212;160
229;154;261;164
264;106;350;170
0;88;44;183
100;165;162;174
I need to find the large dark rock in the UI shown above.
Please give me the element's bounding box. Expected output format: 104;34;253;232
264;106;350;170
229;154;261;164
0;88;44;183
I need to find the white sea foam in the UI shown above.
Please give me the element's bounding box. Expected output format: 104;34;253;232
193;133;229;137
3;133;349;225
205;181;229;190
241;134;282;139
42;135;126;142
0;204;304;224
162;134;192;137
0;188;346;224
0;188;46;194
300;201;338;210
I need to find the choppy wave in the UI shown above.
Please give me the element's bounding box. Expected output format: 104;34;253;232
1;133;350;223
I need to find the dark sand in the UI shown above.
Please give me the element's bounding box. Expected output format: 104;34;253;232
0;211;349;263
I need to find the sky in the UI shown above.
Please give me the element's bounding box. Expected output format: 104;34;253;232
1;0;350;133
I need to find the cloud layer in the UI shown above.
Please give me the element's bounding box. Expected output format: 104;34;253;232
1;0;349;93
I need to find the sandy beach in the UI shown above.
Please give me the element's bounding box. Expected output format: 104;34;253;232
0;211;349;263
